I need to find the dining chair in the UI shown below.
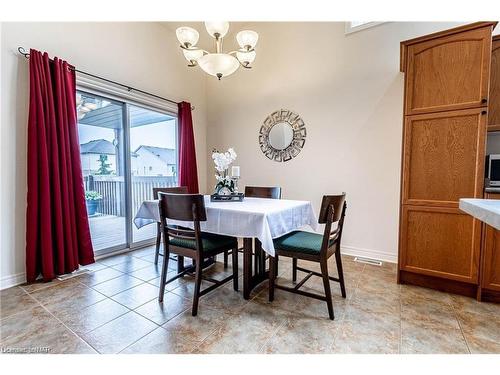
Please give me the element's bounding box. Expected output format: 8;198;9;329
158;192;239;316
153;186;189;265
244;186;282;200
223;186;282;268
268;193;347;320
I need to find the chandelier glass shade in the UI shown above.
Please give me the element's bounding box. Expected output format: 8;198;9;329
175;22;258;80
176;27;199;48
204;21;230;39
197;54;240;78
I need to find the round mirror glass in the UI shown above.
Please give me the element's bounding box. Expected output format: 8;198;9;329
268;122;294;150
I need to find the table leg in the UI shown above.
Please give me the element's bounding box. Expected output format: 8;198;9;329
256;239;266;275
243;237;270;300
243;238;253;299
253;239;259;275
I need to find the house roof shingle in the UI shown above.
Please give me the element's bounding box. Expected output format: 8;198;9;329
135;145;176;165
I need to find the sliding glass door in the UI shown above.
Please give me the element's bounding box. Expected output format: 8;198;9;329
129;104;178;245
77;91;178;255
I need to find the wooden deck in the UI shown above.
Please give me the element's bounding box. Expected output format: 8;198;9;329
88;214;155;251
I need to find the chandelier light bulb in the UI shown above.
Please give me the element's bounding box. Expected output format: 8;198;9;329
176;26;199;48
236;30;259;50
204;22;230;39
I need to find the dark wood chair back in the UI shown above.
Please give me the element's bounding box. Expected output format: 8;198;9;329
158;193;207;222
318;193;347;252
245;186;282;199
153;186;189;199
158;193;207;248
319;193;346;224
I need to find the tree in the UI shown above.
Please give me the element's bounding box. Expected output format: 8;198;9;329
96;154;112;175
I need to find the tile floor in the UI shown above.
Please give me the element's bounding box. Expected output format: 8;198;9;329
1;246;499;354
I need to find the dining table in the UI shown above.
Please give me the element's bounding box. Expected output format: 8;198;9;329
134;195;318;299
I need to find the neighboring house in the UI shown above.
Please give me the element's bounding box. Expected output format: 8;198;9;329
132;145;177;176
80;140;176;177
80;139;118;176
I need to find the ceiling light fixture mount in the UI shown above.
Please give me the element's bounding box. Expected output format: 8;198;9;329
176;22;258;80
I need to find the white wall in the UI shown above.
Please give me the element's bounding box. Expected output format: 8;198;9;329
206;22;467;263
0;22;208;288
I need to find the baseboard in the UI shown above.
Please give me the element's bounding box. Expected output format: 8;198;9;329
341;245;397;264
1;272;26;290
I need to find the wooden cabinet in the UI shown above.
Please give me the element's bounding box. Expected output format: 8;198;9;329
398;22;497;298
402;109;487;207
480;193;500;301
400;205;481;283
404;26;492;115
488;35;500;131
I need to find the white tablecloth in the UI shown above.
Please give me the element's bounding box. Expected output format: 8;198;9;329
133;196;318;256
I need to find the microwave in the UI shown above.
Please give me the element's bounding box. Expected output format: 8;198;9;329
486;154;500;186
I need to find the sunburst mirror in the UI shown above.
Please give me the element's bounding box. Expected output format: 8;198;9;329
259;109;306;162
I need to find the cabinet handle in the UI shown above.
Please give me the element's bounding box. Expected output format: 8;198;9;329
482;98;488;104
482;111;487;115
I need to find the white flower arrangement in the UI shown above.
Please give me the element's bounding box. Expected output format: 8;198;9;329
212;148;237;194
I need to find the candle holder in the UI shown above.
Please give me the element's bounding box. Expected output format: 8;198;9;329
231;176;240;193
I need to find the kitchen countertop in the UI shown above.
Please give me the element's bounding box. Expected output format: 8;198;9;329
459;198;500;230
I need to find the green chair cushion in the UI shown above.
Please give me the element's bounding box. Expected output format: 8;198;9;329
169;232;237;253
273;230;325;255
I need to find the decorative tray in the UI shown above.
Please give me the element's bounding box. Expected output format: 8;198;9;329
210;193;245;202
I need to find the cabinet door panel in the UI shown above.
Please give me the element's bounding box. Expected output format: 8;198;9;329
488;37;500;129
481;193;500;292
402;109;486;206
400;205;481;283
405;27;491;115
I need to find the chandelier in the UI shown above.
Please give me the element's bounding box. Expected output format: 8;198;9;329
175;22;258;80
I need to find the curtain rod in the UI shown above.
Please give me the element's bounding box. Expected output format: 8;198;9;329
17;47;194;111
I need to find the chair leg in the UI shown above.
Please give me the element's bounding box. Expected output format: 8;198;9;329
158;236;170;303
224;250;229;268
177;255;185;274
232;246;239;291
292;258;297;282
192;256;203;316
154;222;161;265
269;255;277;302
320;258;334;320
335;249;347;298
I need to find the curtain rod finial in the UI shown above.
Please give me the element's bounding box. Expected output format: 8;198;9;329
18;46;29;58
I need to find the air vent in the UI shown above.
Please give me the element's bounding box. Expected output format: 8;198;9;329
354;256;383;266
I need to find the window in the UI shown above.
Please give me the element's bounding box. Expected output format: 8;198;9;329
77;81;178;255
345;22;386;35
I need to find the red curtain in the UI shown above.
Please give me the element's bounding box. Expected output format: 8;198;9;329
26;49;94;282
178;101;199;193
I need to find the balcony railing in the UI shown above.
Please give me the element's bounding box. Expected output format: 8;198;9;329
84;175;177;217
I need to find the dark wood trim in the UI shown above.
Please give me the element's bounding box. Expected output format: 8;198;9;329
399;270;478;298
